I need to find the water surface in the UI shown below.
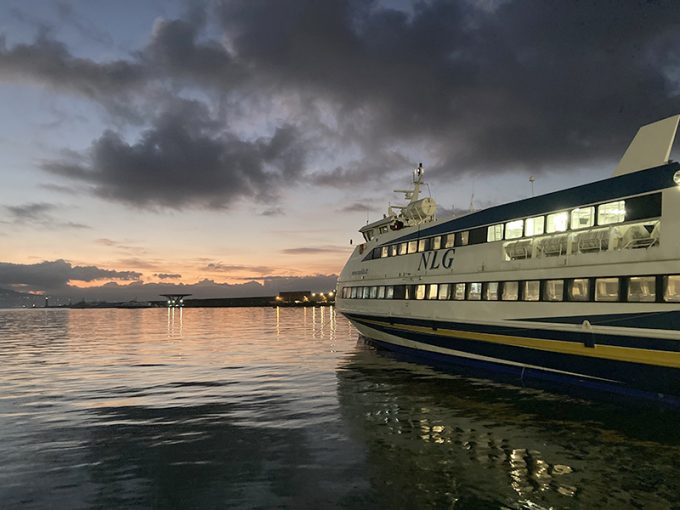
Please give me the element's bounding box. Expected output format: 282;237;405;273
1;307;678;509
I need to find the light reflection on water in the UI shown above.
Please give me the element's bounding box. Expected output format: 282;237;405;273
0;307;678;509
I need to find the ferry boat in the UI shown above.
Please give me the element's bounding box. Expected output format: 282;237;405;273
336;115;680;404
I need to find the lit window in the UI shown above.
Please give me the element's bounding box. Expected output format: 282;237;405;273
415;284;426;300
523;281;540;301
569;279;590;301
381;246;389;258
595;278;619;301
487;224;504;242
453;283;466;300
544;280;564;301
408;240;418;254
438;284;450;300
502;281;519;301
398;243;407;255
664;276;680;302
598;200;625;225
628;276;655;302
427;284;438;300
431;236;442;250
571;207;595;230
362;287;370;299
485;282;499;300
456;231;469;246
524;216;545;236
505;220;523;239
385;286;394;299
389;245;397;257
418;239;427;252
546;211;569;233
468;283;482;300
405;285;413;299
445;234;455;248
377;286;386;299
351;287;358;299
369;286;378;299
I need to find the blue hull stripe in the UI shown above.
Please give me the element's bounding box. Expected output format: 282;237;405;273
345;314;680;396
390;162;679;243
519;310;680;331
346;312;680;353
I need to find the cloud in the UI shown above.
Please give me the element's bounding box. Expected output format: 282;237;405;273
280;246;349;255
2;202;90;229
205;262;276;274
259;207;285;216
337;202;378;214
154;273;181;279
0;259;141;292
42;99;308;209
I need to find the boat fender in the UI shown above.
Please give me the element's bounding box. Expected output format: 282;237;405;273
581;320;595;348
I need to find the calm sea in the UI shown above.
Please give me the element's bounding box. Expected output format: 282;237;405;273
1;307;679;509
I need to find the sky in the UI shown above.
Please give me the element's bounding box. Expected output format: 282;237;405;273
1;0;679;301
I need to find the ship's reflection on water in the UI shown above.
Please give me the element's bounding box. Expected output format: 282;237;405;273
336;339;680;508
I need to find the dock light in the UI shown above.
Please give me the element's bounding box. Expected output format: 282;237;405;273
674;171;680;186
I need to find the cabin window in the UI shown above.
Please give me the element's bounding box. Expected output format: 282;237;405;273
369;286;378;299
415;284;426;300
502;281;519;300
445;233;456;248
598;200;625;225
544;280;564;301
626;193;662;222
372;248;381;259
487;224;504;242
627;276;655;302
467;282;482;300
505;220;523;240
524;216;545;237
398;243;408;255
664;276;680;302
485;282;499;300
393;285;405;300
571;207;595;230
418;239;428;252
546;211;569;233
377;286;386;299
427;284;438;300
453;283;466;300
595;277;619;301
431;236;442;250
469;227;487;245
523;281;540;301
408;241;418;254
455;231;468;246
568;278;590;301
379;226;388;234
390;245;397;257
438;284;450;300
381;246;389;258
350;287;358;299
385;286;394;299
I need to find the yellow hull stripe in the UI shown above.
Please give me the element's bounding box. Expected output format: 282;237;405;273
358;318;680;369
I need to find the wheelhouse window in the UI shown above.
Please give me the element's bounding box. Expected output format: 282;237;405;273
571;207;595;230
546;211;569;233
505;220;523;240
628;276;655;302
467;282;482;300
524;216;545;236
385;286;394;299
502;281;519;300
398;243;407;255
598;200;625;225
364;230;374;241
664;276;680;302
426;284;438;300
455;232;468;247
485;282;499;300
568;278;590;301
418;239;428;252
487;224;504;242
438;284;450;300
415;284;426;300
544;280;564;301
408;241;418;254
431;236;442;250
595;277;619;301
523;281;540;301
453;283;466;300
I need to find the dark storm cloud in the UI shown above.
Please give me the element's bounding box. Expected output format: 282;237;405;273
42;99;308;209
3;0;680;209
0;259;141;291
